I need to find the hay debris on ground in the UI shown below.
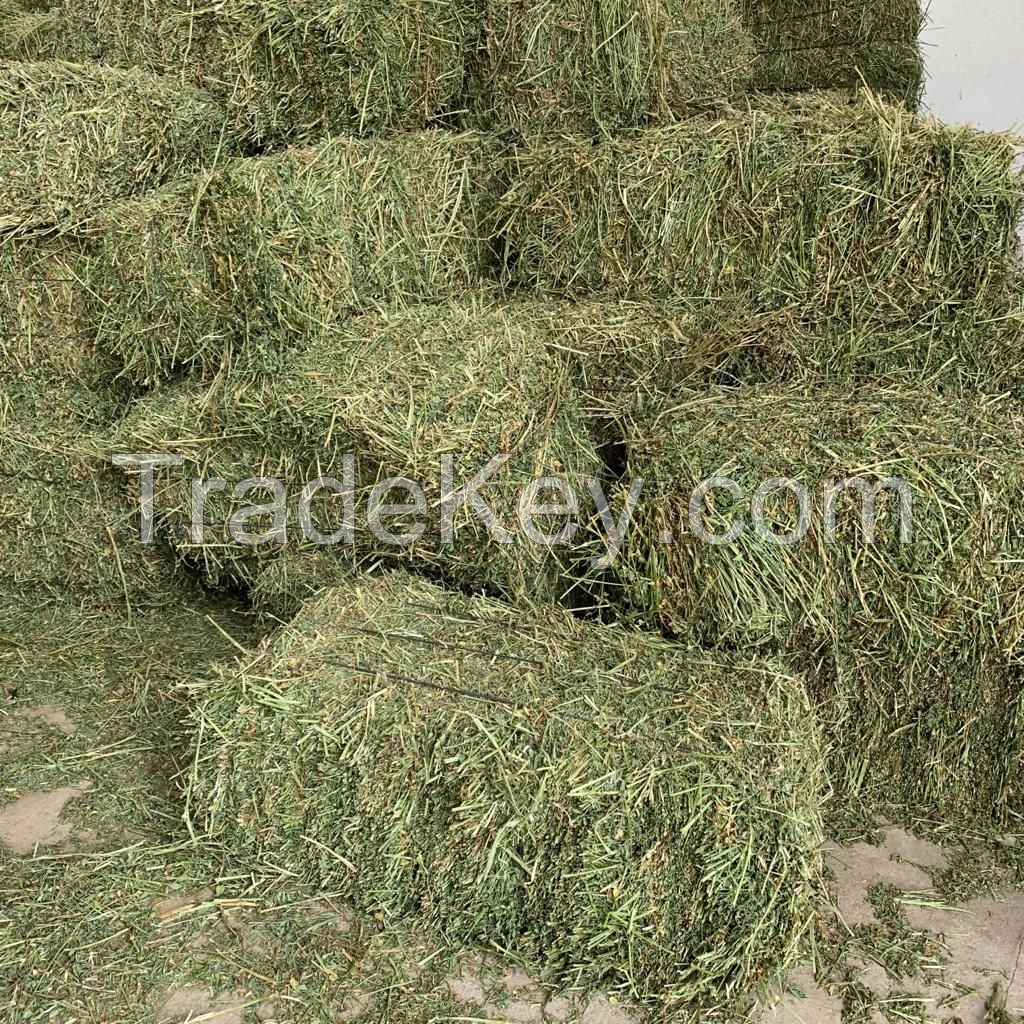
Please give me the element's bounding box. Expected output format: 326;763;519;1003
465;0;755;136
116;298;603;604
0;60;236;238
499;92;1024;326
189;571;825;1009
0;0;481;143
741;0;926;104
608;386;1024;823
84;131;504;384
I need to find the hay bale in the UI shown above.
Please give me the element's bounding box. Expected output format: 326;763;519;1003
465;0;755;135
0;60;236;237
189;572;825;1008
0;239;113;441
812;652;1024;825
742;0;925;105
499;93;1024;328
116;299;603;603
613;386;1024;656
555;283;1024;404
85;131;504;383
1;0;480;143
0;240;173;602
610;386;1024;823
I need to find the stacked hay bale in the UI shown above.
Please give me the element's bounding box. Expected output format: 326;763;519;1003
0;59;235;602
498;92;1024;393
555;286;1024;406
741;0;926;104
117;299;604;605
0;0;481;144
465;0;755;135
189;571;826;1010
8;0;1024;1009
3;2;919;143
83;131;503;384
605;388;1024;821
0;239;183;606
0;61;238;236
507;85;1022;826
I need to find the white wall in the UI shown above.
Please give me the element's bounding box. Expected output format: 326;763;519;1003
921;0;1024;133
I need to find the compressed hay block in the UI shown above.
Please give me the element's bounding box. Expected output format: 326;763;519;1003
85;131;504;383
201;0;479;140
0;0;192;67
1;0;480;143
0;239;113;440
612;386;1024;657
189;572;826;1008
742;0;925;105
610;386;1024;824
500;93;1024;325
0;239;173;602
117;299;603;603
811;652;1024;825
466;0;755;135
0;60;237;237
556;286;1024;402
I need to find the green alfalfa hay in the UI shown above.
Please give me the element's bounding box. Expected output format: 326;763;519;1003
0;60;237;238
0;0;51;51
84;131;505;385
212;0;481;139
498;91;1024;325
741;0;926;105
0;239;173;604
552;282;1024;406
464;0;755;136
0;0;480;143
808;650;1024;827
612;386;1024;658
0;238;113;444
607;386;1024;824
188;571;826;1009
115;298;603;604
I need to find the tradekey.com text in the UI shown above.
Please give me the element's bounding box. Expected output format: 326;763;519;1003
113;453;915;570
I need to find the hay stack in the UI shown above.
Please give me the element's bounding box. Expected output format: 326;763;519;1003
742;0;925;104
466;0;755;135
189;572;825;1008
85;132;504;383
0;60;236;237
0;0;480;143
117;299;603;603
499;93;1023;328
610;386;1024;821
